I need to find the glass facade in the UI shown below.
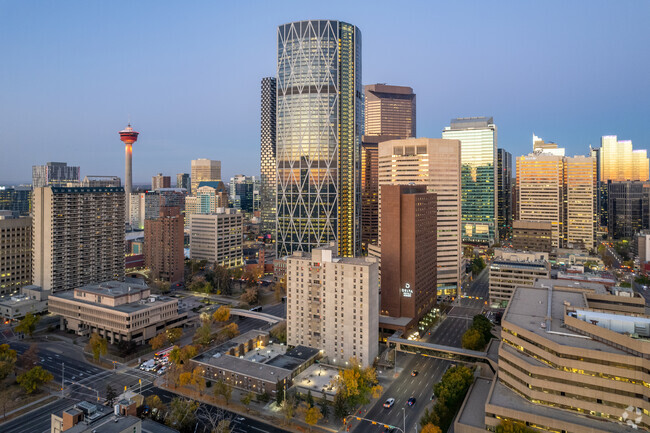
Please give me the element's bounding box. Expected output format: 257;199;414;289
260;77;277;237
497;149;512;241
276;20;362;257
443;117;497;244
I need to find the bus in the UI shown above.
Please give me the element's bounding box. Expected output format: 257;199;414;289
154;346;174;362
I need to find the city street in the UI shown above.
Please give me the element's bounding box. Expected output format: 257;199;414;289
350;354;450;433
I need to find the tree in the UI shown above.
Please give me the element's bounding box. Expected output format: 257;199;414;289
194;321;213;346
333;357;381;408
620;281;632;288
16;365;53;394
150;332;169;351
304;405;323;431
153;280;171;294
421;424;442;433
105;384;117;406
276;380;285;405
281;394;297;424
241;392;254;411
221;323;239;339
0;344;17;380
192;367;206;395
167;397;198;432
333;391;348;419
463;246;474;258
319;390;330;419
306;389;314;407
242;269;259;287
117;340;136;358
216;420;231;433
87;333;107;363
189;276;212;293
166;328;183;344
214;379;233;404
145;394;167;419
471;257;486;275
274;278;286;302
18;343;39;369
496;420;536;433
270;322;287;344
430;365;475;432
0;387;19;419
15;313;40;337
241;287;259;305
461;328;485;351
212;305;231;322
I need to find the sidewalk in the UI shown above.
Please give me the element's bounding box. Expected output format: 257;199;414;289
0;394;58;420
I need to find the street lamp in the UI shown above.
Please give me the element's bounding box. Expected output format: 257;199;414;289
402;407;406;433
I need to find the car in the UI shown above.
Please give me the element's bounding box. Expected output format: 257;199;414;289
407;397;416;406
383;398;395;408
411;370;418;377
431;392;436;400
235;417;245;422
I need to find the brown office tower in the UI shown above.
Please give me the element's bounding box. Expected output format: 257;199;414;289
380;184;436;334
144;206;184;283
362;84;416;252
511;220;553;253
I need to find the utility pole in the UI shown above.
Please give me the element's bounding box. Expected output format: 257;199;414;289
61;363;64;397
402;407;406;433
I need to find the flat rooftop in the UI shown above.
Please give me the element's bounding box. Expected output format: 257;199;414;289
489;379;637;433
534;278;607;294
505;286;627;355
457;377;492;429
51;291;177;314
76;281;148;297
293;364;339;395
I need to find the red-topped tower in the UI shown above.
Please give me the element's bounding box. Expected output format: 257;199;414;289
119;124;139;222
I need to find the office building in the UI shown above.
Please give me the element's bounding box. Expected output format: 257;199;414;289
286;245;378;367
532;134;564;155
488;248;549;306
176;173;190;193
380;185;436;333
151;173;171;191
590;145;605;227
276;20;362;258
32;186;125;292
32;162;80;188
361;84;416;252
638;232;650;265
0;285;49;320
191;159;221;193
517;151;564;247
364;84;416;138
442;117;497;244
229;175;255;213
189;210;243;268
184;182;229;228
49;281;186;344
378;138;462;295
260;77;277;237
144;207;184;283
565;155;596;249
0;186;31;216
601;135;649;183
130;189;186;230
497;149;512;241
511;220;552;253
608;181;650;239
0;212;32;295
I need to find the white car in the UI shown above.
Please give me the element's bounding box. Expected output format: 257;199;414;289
383;398;395;408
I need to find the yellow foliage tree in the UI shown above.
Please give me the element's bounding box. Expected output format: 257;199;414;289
304;405;323;431
179;372;193;387
212;305;231;322
150;332;168;351
221;322;239;339
421;424;442;433
166;328;183;344
87;333;107;362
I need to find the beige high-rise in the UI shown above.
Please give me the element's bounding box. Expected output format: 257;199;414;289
189;210;243;268
32;186;125;292
565;156;596;248
378;138;461;295
286;245;379;367
601;135;649;182
0;214;31;295
364;84;416;138
191;159;221;192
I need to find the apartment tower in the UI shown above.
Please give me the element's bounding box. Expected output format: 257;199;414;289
191;159;221;193
260;77;277;238
144;206;185;283
189;210;243;268
32;186;125;292
32;162;80;188
497;149;512;241
378;138;462;295
151;173;171;191
276;20;362;258
0;213;32;295
442;117;497;244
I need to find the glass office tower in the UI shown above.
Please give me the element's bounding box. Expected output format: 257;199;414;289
276;20;362;258
443;117;497;244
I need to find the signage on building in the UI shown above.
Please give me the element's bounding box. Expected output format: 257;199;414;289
401;283;412;298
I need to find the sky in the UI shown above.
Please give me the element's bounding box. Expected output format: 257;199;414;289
1;1;649;185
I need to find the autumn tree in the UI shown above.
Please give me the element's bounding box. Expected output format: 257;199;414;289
17;365;53;393
281;394;297;424
241;287;259;305
304;405;323;431
87;333;107;362
166;328;183;344
212;305;231;322
496;420;536;433
167;398;198;432
461;328;485;351
145;394;167;420
334;357;382;409
0;344;17;380
274;278;286;302
242;269;259;287
421;424;442;433
18;343;39;369
221;323;239;339
213;379;233;404
241;392;254;412
269;322;286;344
194;320;213;346
15;313;40;337
150;332;169;351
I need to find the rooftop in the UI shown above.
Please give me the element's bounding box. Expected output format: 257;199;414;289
457;377;492;429
292;364;340;396
76;281;148;298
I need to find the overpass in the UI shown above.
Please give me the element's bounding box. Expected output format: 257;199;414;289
387;335;498;373
230;309;285;324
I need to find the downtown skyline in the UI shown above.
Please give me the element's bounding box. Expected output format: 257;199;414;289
1;1;649;184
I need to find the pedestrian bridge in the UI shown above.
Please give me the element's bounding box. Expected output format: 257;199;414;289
387;335;498;373
230;309;285;324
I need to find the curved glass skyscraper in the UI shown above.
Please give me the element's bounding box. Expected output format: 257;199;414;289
276;20;362;257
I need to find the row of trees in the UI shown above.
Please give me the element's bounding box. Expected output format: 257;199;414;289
330;358;383;420
0;343;54;413
193;306;239;347
461;315;494;351
186;260;261;297
420;364;474;432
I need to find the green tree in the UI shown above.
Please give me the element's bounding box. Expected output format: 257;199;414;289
167;397;198;432
87;333;107;362
269;322;287;344
194;321;213;346
241;392;254;411
213;379;233;404
166;328;183;344
496;420;536;433
333;391;348;419
620;281;632;288
0;344;17;380
276;380;285;405
319;390;330;418
430;365;474;432
471;257;486;275
472;314;493;342
306;389;314;407
461;328;485;350
16;365;53;393
15;313;40;337
105;384;117;406
281;394;297;424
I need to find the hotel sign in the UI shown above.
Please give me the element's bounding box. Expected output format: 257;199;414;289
401;283;413;298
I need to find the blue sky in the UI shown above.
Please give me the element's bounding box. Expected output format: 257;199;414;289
1;1;648;184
